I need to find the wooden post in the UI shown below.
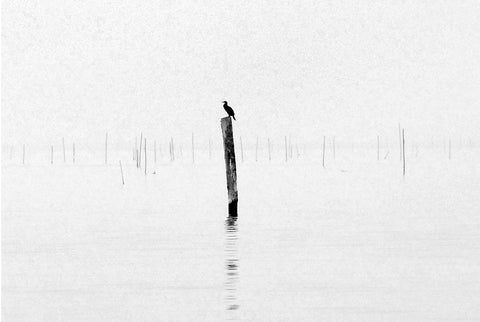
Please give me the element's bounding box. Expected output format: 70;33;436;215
221;117;238;216
105;133;108;164
62;138;66;163
119;161;125;185
284;136;288;162
322;136;326;168
144;137;147;175
402;129;406;176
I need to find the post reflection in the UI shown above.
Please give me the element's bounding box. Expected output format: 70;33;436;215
225;216;239;316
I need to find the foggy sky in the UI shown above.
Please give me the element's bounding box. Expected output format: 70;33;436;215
3;0;480;147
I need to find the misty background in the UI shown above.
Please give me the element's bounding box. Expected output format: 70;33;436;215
3;0;480;149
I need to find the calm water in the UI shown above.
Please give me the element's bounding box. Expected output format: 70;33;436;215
3;152;480;321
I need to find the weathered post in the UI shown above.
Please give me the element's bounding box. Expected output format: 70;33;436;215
221;117;238;216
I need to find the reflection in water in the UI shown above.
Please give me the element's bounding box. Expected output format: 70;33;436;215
225;216;239;317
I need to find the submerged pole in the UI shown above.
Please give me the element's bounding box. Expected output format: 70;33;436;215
221;117;238;216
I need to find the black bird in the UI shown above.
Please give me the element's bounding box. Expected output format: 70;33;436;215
223;101;236;120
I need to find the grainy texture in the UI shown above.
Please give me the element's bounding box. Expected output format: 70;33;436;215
221;117;238;215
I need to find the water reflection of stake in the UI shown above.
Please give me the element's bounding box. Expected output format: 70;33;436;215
225;217;239;313
221;117;238;216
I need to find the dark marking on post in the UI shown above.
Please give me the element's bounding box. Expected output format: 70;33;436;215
221;117;238;216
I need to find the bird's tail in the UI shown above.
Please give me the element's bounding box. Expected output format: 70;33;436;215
232;115;236;121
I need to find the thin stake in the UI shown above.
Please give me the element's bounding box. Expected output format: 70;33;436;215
284;136;288;162
119;161;125;185
144;138;147;175
154;140;157;163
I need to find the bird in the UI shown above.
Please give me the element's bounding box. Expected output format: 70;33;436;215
223;101;236;120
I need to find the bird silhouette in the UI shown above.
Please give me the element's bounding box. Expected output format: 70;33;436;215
223;101;236;120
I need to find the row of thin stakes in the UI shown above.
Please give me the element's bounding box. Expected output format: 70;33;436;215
11;127;464;179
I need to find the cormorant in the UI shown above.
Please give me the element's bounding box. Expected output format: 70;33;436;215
223;101;236;120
